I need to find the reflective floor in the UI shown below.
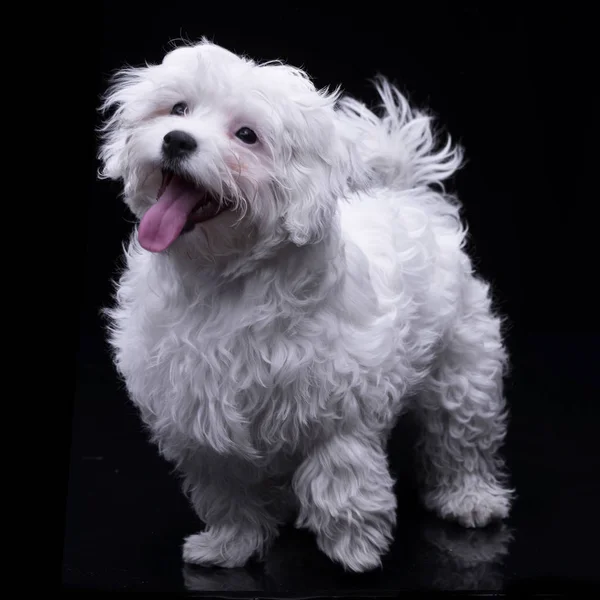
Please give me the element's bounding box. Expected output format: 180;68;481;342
65;332;598;594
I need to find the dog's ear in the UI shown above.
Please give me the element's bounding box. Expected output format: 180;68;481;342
97;67;153;181
280;106;367;246
98;125;127;181
282;183;336;247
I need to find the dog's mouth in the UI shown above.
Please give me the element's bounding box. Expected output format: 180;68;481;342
138;169;234;253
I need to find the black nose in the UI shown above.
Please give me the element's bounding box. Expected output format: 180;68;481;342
162;130;197;158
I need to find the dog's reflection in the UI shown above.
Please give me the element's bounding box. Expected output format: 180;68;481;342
182;561;265;592
182;518;514;592
416;517;514;590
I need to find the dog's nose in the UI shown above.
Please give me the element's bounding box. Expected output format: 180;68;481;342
162;130;198;158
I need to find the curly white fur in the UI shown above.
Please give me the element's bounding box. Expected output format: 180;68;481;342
99;39;514;573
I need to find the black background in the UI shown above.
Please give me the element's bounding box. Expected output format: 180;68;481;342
68;3;598;594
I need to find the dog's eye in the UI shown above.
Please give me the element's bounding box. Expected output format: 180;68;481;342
171;102;188;116
235;127;258;144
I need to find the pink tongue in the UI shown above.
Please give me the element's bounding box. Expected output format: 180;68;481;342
138;176;202;252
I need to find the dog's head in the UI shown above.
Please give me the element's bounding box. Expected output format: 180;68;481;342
99;40;364;256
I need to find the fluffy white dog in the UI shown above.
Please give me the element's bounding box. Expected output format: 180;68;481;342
99;39;513;573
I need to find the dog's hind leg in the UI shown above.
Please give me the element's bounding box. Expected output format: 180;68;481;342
414;277;514;528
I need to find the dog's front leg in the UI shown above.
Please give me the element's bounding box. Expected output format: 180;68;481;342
293;433;397;572
181;451;279;568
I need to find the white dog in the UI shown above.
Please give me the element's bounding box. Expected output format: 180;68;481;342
99;39;513;573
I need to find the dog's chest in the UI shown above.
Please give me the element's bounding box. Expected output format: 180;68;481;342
117;283;331;454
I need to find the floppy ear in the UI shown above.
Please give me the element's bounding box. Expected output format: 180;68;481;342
281;109;366;246
97;67;154;181
98;125;128;181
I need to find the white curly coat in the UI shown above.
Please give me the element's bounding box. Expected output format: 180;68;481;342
100;41;513;573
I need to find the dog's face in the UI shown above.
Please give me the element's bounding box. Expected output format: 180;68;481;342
99;41;361;255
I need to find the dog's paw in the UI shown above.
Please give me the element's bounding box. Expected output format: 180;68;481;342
182;526;266;568
424;480;512;528
316;516;393;573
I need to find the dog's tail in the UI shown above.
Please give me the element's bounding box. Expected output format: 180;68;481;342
337;77;464;191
